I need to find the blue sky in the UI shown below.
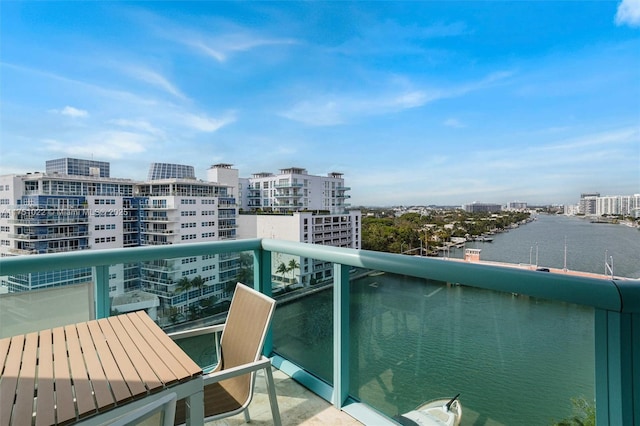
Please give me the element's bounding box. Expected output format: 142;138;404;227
1;1;639;206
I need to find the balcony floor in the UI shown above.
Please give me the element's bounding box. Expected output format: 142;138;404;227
204;367;363;425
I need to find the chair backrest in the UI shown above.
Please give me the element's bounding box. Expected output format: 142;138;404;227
218;283;276;403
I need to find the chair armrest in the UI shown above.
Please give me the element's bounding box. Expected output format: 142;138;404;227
203;356;273;385
168;324;225;341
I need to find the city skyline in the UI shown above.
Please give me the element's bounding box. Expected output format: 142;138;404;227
1;1;639;206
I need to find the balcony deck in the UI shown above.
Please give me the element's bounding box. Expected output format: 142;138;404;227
208;367;362;425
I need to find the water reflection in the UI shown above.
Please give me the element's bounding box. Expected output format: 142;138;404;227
273;272;594;425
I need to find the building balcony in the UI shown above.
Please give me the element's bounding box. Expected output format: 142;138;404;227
0;239;637;425
274;183;304;188
140;216;176;222
275;193;303;198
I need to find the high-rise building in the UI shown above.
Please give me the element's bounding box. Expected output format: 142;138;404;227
579;193;600;215
0;158;239;323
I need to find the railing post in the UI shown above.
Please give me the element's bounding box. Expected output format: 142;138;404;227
594;309;637;425
94;265;110;319
333;263;350;408
255;248;274;355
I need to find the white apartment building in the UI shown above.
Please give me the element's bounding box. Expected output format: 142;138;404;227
0;159;240;324
577;193;640;217
235;167;351;214
596;194;640;217
208;164;361;289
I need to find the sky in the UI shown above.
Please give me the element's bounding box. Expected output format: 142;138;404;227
1;1;639;207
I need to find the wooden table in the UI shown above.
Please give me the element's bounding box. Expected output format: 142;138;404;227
0;311;203;425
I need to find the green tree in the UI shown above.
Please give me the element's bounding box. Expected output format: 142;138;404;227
287;258;300;284
175;276;192;319
168;306;180;324
276;262;288;283
192;275;204;296
237;252;254;285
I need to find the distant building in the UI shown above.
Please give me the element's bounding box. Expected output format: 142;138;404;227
148;162;195;180
463;202;502;213
235;166;351;215
508;201;527;211
209;164;361;288
579;193;600;215
46;157;110;178
571;193;639;217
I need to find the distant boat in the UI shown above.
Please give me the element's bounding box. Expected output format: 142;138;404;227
474;236;493;242
397;394;462;426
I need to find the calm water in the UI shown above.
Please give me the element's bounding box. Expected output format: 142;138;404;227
273;214;639;425
449;214;640;279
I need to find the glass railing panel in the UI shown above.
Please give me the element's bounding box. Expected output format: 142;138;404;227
173;333;220;372
0;282;93;338
348;271;595;425
272;285;334;384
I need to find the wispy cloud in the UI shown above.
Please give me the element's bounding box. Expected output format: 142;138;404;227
443;118;466;128
109;119;165;137
186;33;298;63
281;71;513;126
180;112;236;132
44;131;150;159
615;0;640;27
121;65;187;100
51;106;89;118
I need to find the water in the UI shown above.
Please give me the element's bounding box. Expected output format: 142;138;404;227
273;214;639;425
447;214;640;279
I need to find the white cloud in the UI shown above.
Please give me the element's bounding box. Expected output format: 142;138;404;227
183;33;298;63
109;119;165;137
44;131;149;159
615;0;640;27
281;71;512;126
123;66;187;100
443;118;466;128
280;100;344;126
56;106;89;118
181;113;236;132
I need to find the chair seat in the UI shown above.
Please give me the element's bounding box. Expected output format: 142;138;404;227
175;381;244;424
170;283;281;426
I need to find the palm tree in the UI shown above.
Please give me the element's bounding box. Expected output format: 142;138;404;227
175;276;192;319
191;275;204;298
276;262;288;284
287;258;300;285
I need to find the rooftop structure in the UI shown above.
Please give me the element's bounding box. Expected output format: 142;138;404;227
147;162;195;181
46;157;110;178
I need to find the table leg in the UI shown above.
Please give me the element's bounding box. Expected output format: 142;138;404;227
185;389;204;426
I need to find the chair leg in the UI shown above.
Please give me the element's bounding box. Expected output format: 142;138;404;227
264;366;282;426
243;408;251;423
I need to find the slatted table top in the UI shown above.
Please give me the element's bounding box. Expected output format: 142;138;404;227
0;311;202;426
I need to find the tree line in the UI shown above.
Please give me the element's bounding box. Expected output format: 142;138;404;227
362;209;531;254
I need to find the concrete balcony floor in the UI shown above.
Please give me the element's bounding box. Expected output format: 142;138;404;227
204;367;363;425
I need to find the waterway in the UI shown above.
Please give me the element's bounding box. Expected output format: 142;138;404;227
448;213;640;279
272;214;639;425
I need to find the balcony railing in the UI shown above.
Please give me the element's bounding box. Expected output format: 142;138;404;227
0;239;637;425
